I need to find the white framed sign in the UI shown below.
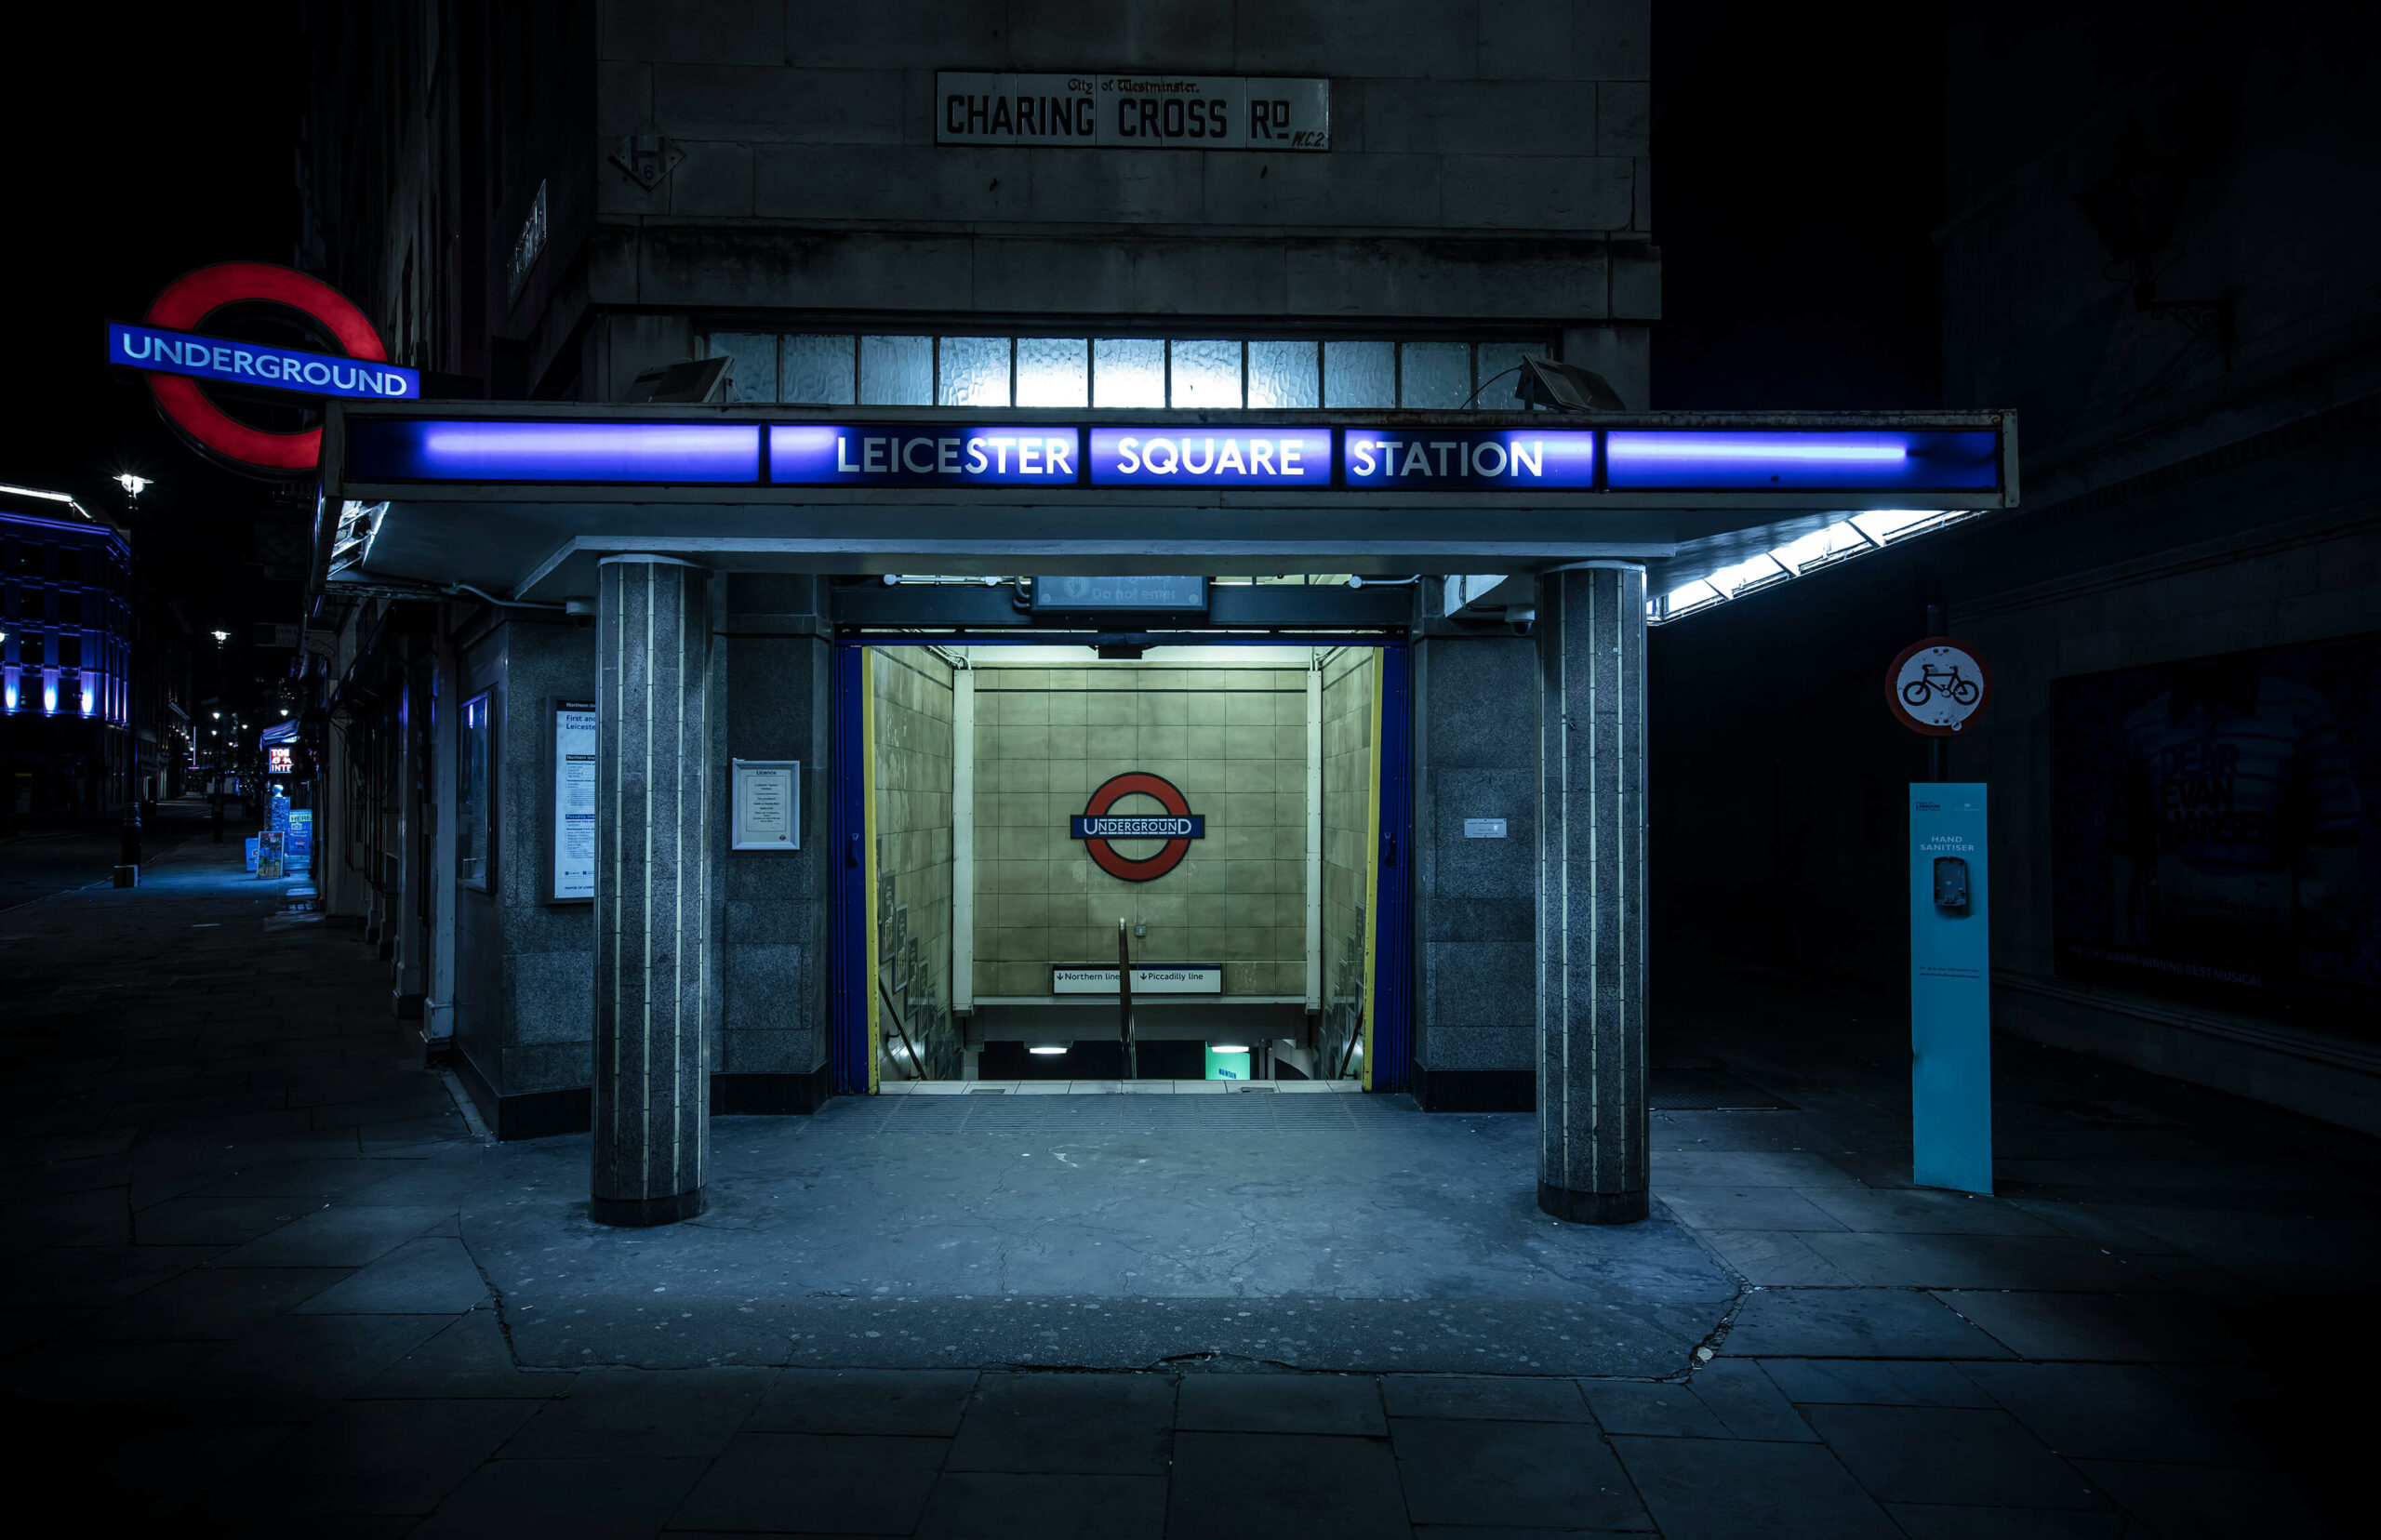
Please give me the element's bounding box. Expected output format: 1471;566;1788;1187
732;759;800;851
937;73;1329;151
1053;963;1222;994
550;700;596;902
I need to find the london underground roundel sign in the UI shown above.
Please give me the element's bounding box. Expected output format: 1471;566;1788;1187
1886;636;1991;737
1070;772;1206;882
113;262;409;475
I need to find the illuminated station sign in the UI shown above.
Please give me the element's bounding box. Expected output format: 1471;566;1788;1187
342;418;2003;494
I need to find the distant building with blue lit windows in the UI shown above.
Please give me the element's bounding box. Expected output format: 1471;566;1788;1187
1;484;135;822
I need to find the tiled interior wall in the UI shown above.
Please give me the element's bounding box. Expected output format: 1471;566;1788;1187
1318;648;1377;1078
974;662;1310;998
872;648;958;1080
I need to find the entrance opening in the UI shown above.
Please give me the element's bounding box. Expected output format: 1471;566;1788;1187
831;638;1410;1094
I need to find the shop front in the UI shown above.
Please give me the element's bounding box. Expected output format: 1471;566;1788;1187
312;398;2014;1226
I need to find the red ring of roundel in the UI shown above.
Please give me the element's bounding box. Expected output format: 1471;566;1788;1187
140;261;390;473
1080;771;1196;883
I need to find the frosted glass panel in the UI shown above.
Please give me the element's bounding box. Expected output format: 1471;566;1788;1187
780;334;857;405
859;336;933;405
705;332;778;404
1400;342;1473;408
1093;338;1166;407
1170;339;1243;408
1472;343;1536;410
1247;340;1320;408
938;336;1012;406
1323;340;1394;407
1016;338;1088;407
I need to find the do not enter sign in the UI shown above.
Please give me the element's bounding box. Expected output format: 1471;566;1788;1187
1887;637;1992;736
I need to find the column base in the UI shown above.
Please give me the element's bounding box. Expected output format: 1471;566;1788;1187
591;1188;707;1228
1538;1182;1649;1225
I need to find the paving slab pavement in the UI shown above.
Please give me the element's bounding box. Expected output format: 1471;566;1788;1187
0;803;2367;1534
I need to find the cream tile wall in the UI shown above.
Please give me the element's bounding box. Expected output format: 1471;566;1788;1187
974;663;1310;998
872;647;957;1079
1319;647;1377;1077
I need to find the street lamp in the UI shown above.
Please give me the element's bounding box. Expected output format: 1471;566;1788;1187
114;473;153;500
211;630;230;644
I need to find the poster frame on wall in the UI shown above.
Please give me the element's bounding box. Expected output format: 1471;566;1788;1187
546;697;597;905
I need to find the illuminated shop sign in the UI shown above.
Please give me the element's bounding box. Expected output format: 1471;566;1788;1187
768;424;1080;485
1344;429;1598;489
340;418;2004;494
110;323;418;401
937;73;1329;152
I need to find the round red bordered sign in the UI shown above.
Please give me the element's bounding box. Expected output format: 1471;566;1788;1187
140;261;392;475
1886;636;1992;736
1072;772;1204;883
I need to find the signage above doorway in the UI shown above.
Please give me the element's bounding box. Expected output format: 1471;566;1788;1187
938;73;1329;151
344;416;2006;495
1031;576;1208;615
1053;963;1224;994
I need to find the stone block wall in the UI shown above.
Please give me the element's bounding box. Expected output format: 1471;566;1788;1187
871;646;958;1080
972;659;1309;999
1318;646;1375;1077
572;0;1656;383
1410;626;1540;1082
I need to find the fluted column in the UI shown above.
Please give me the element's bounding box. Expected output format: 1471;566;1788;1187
1536;563;1650;1224
592;555;714;1227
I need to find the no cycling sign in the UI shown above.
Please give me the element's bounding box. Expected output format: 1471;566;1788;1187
1887;637;1992;736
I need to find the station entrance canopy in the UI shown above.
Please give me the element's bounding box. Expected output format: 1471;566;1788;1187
315;403;2015;606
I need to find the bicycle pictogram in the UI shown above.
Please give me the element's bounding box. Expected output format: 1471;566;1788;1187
1901;662;1981;708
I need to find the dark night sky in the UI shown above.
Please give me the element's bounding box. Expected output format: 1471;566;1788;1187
4;6;304;670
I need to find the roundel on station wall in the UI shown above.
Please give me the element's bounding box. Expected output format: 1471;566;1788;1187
1069;772;1207;882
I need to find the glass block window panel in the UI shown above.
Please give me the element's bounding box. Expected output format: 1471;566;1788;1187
1169;339;1244;408
1247;340;1321;408
938;336;1013;406
1399;341;1474;408
1323;340;1395;407
1473;342;1536;410
705;331;779;404
1015;338;1089;407
781;334;857;405
860;335;934;405
1093;338;1166;407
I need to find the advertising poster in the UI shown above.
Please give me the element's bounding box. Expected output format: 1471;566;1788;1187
2052;632;2379;1020
552;703;596;901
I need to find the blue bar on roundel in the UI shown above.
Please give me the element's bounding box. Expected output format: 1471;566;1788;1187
1070;816;1205;839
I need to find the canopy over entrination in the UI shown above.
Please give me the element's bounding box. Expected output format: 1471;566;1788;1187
316;403;2016;604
